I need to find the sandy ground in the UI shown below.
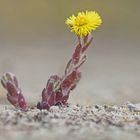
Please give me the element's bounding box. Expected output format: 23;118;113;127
0;103;140;140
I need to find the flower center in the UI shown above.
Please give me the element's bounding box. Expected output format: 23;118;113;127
75;16;88;26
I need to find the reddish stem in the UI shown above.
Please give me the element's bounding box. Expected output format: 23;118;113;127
1;72;27;110
37;36;93;110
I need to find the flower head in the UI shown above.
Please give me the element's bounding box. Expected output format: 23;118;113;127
66;11;102;37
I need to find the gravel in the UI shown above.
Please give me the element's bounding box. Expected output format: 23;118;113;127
0;103;140;140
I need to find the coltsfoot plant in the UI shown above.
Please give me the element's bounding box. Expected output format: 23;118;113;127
1;11;102;110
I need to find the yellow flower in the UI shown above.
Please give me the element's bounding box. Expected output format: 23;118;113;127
65;11;102;37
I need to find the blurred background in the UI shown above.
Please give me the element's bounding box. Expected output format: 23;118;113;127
0;0;140;105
